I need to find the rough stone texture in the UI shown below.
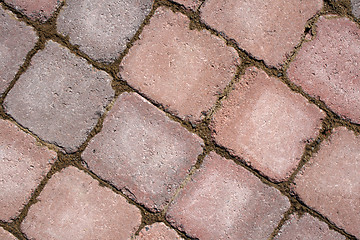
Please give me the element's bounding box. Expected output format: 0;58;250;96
200;0;322;68
82;92;203;212
4;0;63;22
174;0;201;10
0;227;17;240
166;152;290;239
57;0;153;63
136;223;183;240
293;127;360;238
0;119;56;221
352;0;360;18
288;16;360;124
4;40;114;153
211;67;324;182
275;213;346;240
21;166;142;240
0;7;37;95
120;7;240;123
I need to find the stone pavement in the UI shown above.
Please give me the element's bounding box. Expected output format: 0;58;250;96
0;0;359;239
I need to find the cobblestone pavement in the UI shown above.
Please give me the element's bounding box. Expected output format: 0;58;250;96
0;0;359;239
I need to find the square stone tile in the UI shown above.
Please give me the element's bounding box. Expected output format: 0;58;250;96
211;67;324;182
82;92;203;212
4;40;114;153
136;223;183;240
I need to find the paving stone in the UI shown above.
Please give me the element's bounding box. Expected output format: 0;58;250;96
119;7;240;123
4;0;63;22
275;213;345;240
4;40;114;153
82;92;203;212
166;152;290;239
21;166;142;240
136;222;183;240
210;67;324;182
174;0;201;10
293;127;360;238
57;0;153;63
0;119;56;221
288;16;360;124
0;228;16;240
0;7;37;95
352;0;360;18
200;0;322;68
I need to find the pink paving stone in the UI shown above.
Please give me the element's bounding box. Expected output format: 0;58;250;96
174;0;201;10
21;166;142;240
119;7;240;123
0;228;16;240
210;67;324;182
274;213;346;240
200;0;322;68
4;40;114;153
136;223;183;240
166;152;290;239
292;127;360;238
82;92;203;212
288;16;360;124
0;7;37;95
0;119;56;222
57;0;153;63
4;0;63;22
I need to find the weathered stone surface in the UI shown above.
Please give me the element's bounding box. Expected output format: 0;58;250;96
200;0;322;67
0;119;56;221
21;166;142;240
275;213;346;240
293;127;360;238
211;67;324;182
82;92;203;212
57;0;153;62
4;0;63;22
167;152;290;239
0;7;37;95
0;227;17;240
120;7;240;123
288;16;360;124
352;0;360;18
174;0;201;10
136;223;183;240
4;40;114;153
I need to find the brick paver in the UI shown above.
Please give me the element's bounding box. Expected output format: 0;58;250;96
21;166;142;240
211;67;324;182
293;127;360;238
0;227;16;240
0;119;56;221
0;7;37;95
57;0;153;63
200;0;322;68
4;40;114;153
352;0;360;18
166;152;290;239
120;7;240;123
174;0;201;10
136;223;183;240
82;92;203;212
288;16;360;124
274;213;345;240
4;0;63;22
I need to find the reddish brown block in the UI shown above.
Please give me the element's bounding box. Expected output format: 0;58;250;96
21;166;142;240
0;119;56;221
136;223;183;240
166;152;290;239
275;213;345;240
82;92;203;212
200;0;322;67
120;7;240;123
211;67;324;181
174;0;201;10
288;16;360;124
293;127;360;238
